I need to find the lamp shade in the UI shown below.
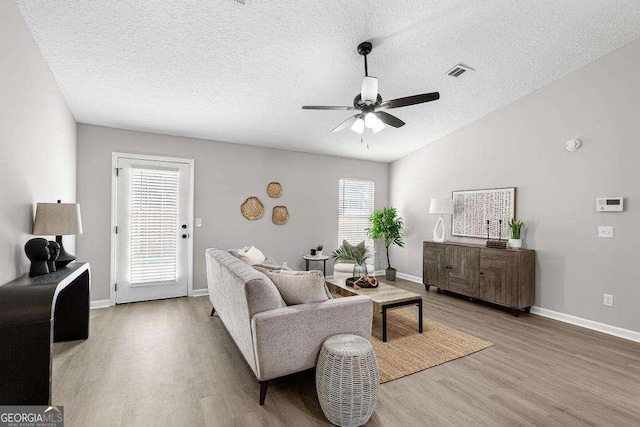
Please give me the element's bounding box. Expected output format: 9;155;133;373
33;203;83;236
429;198;454;215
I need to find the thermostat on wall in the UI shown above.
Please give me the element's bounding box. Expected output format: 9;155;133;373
596;197;624;212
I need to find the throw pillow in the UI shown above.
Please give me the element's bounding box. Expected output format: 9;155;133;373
264;270;330;305
237;246;266;266
253;257;292;274
229;245;252;257
343;239;366;252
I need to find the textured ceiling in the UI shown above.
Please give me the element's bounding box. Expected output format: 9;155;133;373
17;0;640;162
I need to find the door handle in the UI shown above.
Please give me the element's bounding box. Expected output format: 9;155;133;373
181;224;187;229
182;234;189;239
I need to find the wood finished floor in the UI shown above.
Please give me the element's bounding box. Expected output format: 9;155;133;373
52;278;640;426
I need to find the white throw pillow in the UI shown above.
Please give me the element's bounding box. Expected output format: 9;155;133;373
237;246;266;266
264;270;329;305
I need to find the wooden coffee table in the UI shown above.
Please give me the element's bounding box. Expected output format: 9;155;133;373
326;277;423;342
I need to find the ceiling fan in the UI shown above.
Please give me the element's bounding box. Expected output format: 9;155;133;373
302;41;440;134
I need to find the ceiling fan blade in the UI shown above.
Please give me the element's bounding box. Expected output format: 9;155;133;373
361;76;378;104
302;106;357;110
381;92;440;109
375;111;405;128
331;115;359;133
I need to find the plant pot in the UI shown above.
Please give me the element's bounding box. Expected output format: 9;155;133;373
310;249;317;256
317;251;322;256
508;239;522;248
385;269;396;281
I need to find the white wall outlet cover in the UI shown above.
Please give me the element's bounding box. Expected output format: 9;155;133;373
598;226;614;238
566;138;583;152
195;218;203;227
603;294;614;307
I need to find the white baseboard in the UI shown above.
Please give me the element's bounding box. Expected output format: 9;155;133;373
530;306;640;343
191;288;209;297
396;272;422;284
90;299;112;309
390;271;640;344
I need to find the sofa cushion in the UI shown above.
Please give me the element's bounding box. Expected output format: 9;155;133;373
264;270;330;305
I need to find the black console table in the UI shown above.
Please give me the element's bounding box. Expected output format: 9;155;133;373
0;262;90;404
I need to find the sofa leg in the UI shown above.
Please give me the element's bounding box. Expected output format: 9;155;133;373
259;380;269;405
210;306;216;316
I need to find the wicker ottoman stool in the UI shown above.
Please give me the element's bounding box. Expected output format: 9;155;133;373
316;334;379;427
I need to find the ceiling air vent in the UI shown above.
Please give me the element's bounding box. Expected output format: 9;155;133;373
446;64;474;78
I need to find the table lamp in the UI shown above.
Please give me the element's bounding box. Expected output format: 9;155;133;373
32;200;83;268
429;198;454;243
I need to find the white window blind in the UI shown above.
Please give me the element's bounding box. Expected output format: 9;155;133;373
338;178;375;251
130;167;179;284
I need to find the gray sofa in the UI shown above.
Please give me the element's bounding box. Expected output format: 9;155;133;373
205;248;373;405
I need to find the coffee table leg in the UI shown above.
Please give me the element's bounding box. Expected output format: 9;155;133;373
305;259;309;271
418;299;423;334
323;260;326;276
382;306;388;342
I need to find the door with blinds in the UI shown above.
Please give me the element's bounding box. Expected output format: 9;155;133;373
115;157;191;303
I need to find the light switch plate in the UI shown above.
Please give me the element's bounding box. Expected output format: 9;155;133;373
598;226;614;238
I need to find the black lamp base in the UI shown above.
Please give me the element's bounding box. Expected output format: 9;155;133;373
55;235;76;268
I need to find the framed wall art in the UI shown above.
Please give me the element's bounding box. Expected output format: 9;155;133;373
451;187;516;239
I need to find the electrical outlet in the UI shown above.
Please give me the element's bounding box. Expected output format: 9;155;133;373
603;294;614;307
195;218;203;227
598;226;614;238
282;262;288;268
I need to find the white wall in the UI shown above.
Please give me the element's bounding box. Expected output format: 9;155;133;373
0;1;77;285
77;124;389;302
390;39;640;333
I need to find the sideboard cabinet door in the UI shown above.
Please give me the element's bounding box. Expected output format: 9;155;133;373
423;242;448;290
446;245;480;298
479;250;517;307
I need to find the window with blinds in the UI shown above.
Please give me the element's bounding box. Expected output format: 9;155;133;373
130;167;179;285
338;178;375;251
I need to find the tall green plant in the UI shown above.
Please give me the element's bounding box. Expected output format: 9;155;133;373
366;207;405;270
508;218;523;239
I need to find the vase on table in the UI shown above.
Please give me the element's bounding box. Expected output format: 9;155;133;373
352;263;367;278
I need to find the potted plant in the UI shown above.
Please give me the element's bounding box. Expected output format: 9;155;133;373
366;206;405;281
508;218;523;248
316;244;324;256
332;243;372;278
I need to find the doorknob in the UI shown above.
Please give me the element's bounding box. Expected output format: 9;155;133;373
181;224;187;229
182;234;188;239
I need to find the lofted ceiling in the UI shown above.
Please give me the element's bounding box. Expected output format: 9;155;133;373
16;0;640;162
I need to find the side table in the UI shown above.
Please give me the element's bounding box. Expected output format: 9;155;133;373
303;254;330;276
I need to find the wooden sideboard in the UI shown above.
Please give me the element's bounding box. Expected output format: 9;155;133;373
423;241;535;315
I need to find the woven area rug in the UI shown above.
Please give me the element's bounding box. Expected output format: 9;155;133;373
370;308;493;383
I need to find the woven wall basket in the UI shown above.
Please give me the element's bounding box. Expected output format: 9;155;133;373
267;182;283;198
241;197;264;220
272;206;289;225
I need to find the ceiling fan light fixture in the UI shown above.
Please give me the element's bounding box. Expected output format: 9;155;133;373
364;112;381;129
361;76;378;103
371;119;385;133
351;117;365;134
